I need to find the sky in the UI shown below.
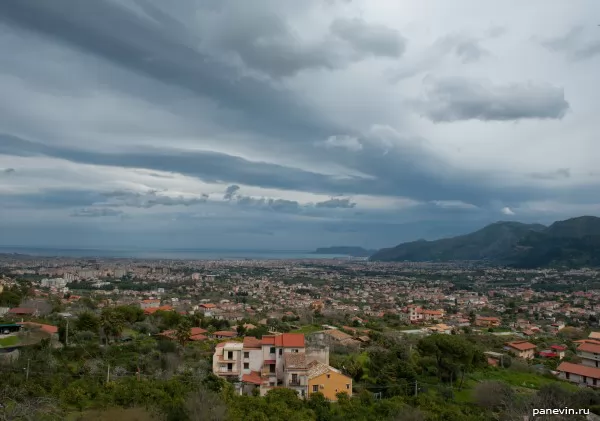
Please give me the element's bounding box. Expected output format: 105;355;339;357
0;0;599;251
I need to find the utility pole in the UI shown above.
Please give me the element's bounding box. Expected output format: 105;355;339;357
65;318;69;347
26;359;30;382
414;380;418;397
106;363;110;384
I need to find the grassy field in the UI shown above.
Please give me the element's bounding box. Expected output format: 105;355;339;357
0;335;19;347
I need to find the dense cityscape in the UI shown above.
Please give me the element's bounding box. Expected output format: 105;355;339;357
2;253;600;419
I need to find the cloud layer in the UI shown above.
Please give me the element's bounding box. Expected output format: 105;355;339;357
0;0;598;250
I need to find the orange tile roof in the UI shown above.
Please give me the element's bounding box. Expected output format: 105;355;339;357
557;362;600;379
214;331;237;337
242;371;262;385
274;333;305;347
243;337;262;349
506;341;536;351
18;322;58;334
578;342;600;354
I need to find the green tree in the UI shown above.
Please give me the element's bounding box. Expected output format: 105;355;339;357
175;318;192;348
75;312;101;333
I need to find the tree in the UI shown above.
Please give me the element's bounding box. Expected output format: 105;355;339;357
417;334;484;387
75;312;101;333
473;381;514;411
184;388;227;421
175;319;192;348
100;308;126;343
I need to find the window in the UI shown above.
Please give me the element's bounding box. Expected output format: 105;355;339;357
270;347;275;354
566;372;570;380
269;364;275;374
279;349;283;356
312;385;319;393
346;384;350;389
244;363;249;369
594;378;598;386
244;352;249;358
227;363;233;372
227;351;233;359
327;374;330;379
292;349;298;353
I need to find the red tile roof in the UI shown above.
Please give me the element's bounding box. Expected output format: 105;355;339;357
557;362;600;379
18;322;58;334
506;341;536;351
190;334;208;341
241;371;262;385
578;342;600;354
243;337;262;349
271;333;305;348
213;331;237;337
8;308;36;314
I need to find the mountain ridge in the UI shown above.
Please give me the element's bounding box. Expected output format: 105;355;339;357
369;216;600;268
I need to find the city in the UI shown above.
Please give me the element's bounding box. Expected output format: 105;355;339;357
2;254;600;419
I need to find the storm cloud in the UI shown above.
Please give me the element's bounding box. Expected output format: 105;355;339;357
0;0;598;250
418;77;570;122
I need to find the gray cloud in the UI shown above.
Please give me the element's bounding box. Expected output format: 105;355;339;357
224;185;240;200
315;197;356;209
0;0;341;143
2;168;16;174
101;190;208;208
70;208;123;218
330;17;406;58
530;168;571;180
436;34;489;63
418;76;570;122
541;26;600;61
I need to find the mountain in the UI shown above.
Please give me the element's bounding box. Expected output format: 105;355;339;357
369;216;600;268
314;246;376;257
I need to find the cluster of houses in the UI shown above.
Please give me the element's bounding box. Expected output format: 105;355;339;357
212;332;352;400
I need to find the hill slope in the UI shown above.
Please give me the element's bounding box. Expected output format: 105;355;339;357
370;216;600;268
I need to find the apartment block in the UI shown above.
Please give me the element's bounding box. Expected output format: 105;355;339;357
213;333;343;398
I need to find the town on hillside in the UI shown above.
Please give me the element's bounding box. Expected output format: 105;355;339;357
2;254;600;419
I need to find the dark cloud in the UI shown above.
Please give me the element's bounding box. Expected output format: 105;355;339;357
100;190;208;208
0;132;576;207
2;168;16;174
0;0;341;143
529;168;571;180
541;26;600;61
315;197;356;209
70;208;123;218
224;185;240;200
418;77;570;122
330;18;406;58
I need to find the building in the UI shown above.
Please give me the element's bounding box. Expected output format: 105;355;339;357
504;341;536;359
475;316;501;328
557;362;600;387
140;299;160;310
539;345;567;360
213;333;329;397
307;361;352;401
577;341;600;368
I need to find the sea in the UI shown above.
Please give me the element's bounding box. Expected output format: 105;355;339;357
0;246;353;261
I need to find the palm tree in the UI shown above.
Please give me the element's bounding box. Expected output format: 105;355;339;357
175;319;192;348
100;308;125;344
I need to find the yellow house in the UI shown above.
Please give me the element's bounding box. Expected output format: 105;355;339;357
307;361;352;401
